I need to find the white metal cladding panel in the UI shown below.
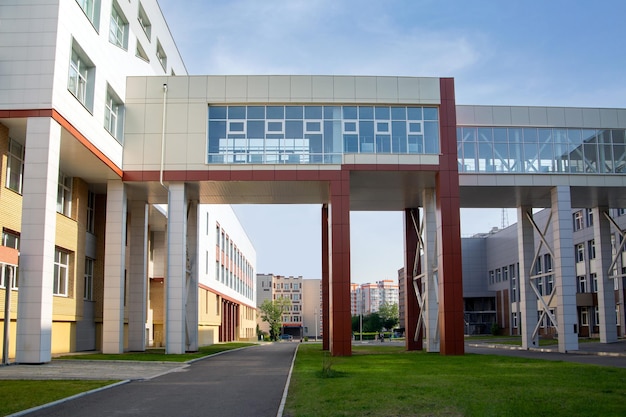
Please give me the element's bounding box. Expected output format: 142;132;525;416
458;105;626;129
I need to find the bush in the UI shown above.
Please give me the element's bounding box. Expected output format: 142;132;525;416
491;322;500;336
304;336;309;342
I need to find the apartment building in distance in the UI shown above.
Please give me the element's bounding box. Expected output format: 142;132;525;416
256;274;322;339
352;280;400;315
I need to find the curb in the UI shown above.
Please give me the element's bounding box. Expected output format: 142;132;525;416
276;343;299;417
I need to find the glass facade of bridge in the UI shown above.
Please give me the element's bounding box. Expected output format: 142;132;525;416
457;127;626;174
207;105;439;164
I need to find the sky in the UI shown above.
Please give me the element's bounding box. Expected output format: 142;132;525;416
157;0;626;283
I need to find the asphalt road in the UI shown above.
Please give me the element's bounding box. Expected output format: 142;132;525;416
22;343;298;417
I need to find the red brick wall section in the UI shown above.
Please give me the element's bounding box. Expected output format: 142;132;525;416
321;204;330;351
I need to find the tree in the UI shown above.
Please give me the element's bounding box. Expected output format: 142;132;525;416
378;302;399;331
259;297;291;341
351;315;360;332
363;312;383;333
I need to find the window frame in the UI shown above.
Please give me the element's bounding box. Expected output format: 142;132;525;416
57;172;73;217
84;257;94;301
54;248;70;297
6;138;24;194
104;86;124;142
109;1;128;50
86;190;96;234
68;42;95;111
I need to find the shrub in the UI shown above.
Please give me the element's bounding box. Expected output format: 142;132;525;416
491;322;500;336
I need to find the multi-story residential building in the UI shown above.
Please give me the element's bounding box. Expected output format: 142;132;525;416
398;268;406;330
352;280;400;315
350;283;359;316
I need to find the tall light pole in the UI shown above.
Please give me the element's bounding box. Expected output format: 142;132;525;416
314;308;318;341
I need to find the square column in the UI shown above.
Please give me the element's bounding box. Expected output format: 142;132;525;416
330;173;351;356
423;189;440;352
321;204;330;351
592;207;618;343
16;117;61;364
517;206;538;349
186;201;199;351
166;183;187;354
403;208;421;351
128;201;148;351
551;186;578;352
102;180;127;354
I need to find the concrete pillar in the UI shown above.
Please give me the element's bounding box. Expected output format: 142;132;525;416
321;204;330;350
128;201;148;351
102;180;127;354
592;207;618;343
166;183;187;354
551;186;578;352
186;201;199;351
403;208;421;351
423;188;440;352
16;117;61;364
330;173;351;356
518;206;538;349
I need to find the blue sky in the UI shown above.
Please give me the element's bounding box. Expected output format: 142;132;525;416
157;0;626;282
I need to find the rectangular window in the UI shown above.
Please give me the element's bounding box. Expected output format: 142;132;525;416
6;139;24;194
588;239;596;259
215;261;219;280
496;268;502;282
512;312;518;328
1;264;18;291
57;172;72;216
595;306;600;326
86;191;96;233
76;0;100;27
578;276;587;293
591;273;598;293
618;208;626;216
137;2;152;39
573;210;584;231
546;274;554;294
575;243;585;263
54;248;70;296
68;45;94;110
488;270;494;284
585;208;594;227
502;266;509;281
84;258;94;300
156;39;167;71
109;2;128;49
104;87;124;141
205;250;209;275
580;307;589;326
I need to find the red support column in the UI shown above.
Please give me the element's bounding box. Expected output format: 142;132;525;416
404;208;422;351
321;204;330;351
330;171;351;356
438;78;464;355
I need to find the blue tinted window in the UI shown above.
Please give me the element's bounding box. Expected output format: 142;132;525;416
247;106;265;119
376;135;391;153
305;106;322;119
391;107;406;120
407;107;422;120
306;121;321;132
209;106;227;119
408;122;422;134
267;121;283;132
377;122;389;133
229;122;245;132
423;107;438;120
359;121;374;138
228;106;246;119
266;106;284;119
375;107;390;120
344;135;358;153
344;122;357;132
324;106;341;119
523;128;538;142
247;121;264;138
424;122;439;152
343;106;357;119
359;106;374;119
285;121;303;138
286;106;303;119
493;128;508;142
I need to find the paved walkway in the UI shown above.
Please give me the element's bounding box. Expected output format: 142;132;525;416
466;338;626;368
2;343;298;417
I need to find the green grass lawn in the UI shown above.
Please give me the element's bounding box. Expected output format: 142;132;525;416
285;344;626;417
0;380;115;416
58;342;256;362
